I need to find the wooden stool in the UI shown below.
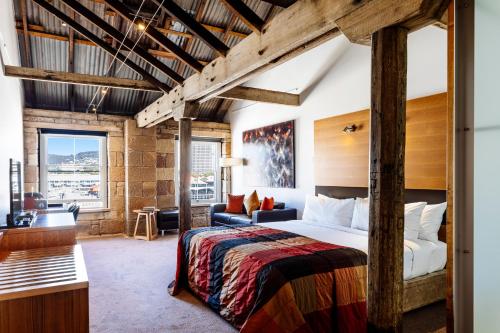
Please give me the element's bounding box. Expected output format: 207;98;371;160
133;209;159;241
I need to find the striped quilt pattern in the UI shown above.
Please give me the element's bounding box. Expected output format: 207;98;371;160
169;224;367;333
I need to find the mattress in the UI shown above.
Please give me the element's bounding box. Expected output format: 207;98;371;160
260;220;447;280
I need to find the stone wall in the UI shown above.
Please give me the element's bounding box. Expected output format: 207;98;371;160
23;109;231;236
124;119;158;236
23;108;129;236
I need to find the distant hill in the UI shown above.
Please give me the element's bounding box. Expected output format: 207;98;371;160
48;151;98;164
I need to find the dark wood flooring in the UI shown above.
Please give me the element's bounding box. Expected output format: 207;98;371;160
403;300;446;332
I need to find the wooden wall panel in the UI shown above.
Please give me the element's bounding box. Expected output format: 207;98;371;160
446;1;455;331
314;93;447;190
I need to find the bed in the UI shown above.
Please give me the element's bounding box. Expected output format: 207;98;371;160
169;224;369;332
313;186;448;312
260;220;447;312
260;220;446;281
169;188;447;331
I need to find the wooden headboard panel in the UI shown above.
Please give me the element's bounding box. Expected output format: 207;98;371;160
315;186;447;204
314;93;447;190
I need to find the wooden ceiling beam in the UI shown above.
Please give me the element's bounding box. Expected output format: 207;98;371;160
135;0;449;127
14;20;249;41
213;99;233;122
199;24;248;39
87;0;250;39
31;0;171;92
5;66;295;108
216;86;300;106
151;0;229;57
211;5;275;122
102;0;204;73
175;0;208;80
209;14;238;121
13;24;211;64
335;0;449;44
135;0;344;125
218;0;264;33
258;0;296;8
68;11;75;112
4;65;161;92
146;49;208;65
102;14;122;114
18;0;36;106
58;0;184;84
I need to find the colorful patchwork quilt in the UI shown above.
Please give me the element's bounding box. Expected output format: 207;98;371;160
169;224;367;333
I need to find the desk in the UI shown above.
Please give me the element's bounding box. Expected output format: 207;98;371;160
0;212;76;251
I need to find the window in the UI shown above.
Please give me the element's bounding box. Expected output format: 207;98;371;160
40;131;108;209
175;139;221;204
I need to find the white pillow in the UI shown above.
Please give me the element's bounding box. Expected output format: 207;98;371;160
351;197;370;231
404;202;427;241
351;199;426;240
317;194;355;227
419;202;447;243
302;195;324;222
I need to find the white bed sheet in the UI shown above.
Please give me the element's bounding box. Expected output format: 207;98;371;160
259;220;447;280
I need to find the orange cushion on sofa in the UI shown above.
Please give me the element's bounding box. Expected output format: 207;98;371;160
244;191;260;217
225;194;245;213
260;197;275;211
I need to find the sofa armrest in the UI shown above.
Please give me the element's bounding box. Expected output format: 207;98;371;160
252;208;297;223
210;203;227;222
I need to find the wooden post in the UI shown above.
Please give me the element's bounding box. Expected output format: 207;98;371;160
178;117;192;234
368;26;408;333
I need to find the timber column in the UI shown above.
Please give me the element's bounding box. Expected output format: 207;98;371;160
368;26;408;333
178;117;192;234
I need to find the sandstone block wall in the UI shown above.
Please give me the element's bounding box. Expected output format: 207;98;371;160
124;119;158;236
23;109;231;237
23;109;128;236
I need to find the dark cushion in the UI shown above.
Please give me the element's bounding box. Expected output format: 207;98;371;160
158;219;178;230
229;215;252;225
158;210;179;221
273;202;285;209
157;209;179;231
213;212;238;224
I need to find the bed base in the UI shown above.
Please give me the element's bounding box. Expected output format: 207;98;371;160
403;269;446;312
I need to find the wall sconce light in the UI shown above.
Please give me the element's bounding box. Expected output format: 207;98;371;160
219;157;243;168
343;124;357;133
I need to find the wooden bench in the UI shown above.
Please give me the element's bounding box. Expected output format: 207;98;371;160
0;245;89;333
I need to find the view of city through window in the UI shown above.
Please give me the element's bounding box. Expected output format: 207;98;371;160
43;135;105;209
190;141;219;202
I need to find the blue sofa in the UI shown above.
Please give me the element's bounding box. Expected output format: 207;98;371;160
210;201;297;226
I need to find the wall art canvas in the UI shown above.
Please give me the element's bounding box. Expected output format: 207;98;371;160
242;120;295;188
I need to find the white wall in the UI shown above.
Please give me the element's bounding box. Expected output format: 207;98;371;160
229;26;447;216
474;0;500;331
0;0;24;224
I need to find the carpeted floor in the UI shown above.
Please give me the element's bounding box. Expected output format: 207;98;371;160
80;234;235;333
79;234;446;333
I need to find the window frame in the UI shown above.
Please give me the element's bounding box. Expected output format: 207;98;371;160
39;131;108;210
175;138;222;205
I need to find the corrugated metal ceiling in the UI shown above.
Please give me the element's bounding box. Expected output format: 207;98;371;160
13;0;280;120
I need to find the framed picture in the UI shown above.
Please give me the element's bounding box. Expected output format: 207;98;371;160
242;120;295;188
